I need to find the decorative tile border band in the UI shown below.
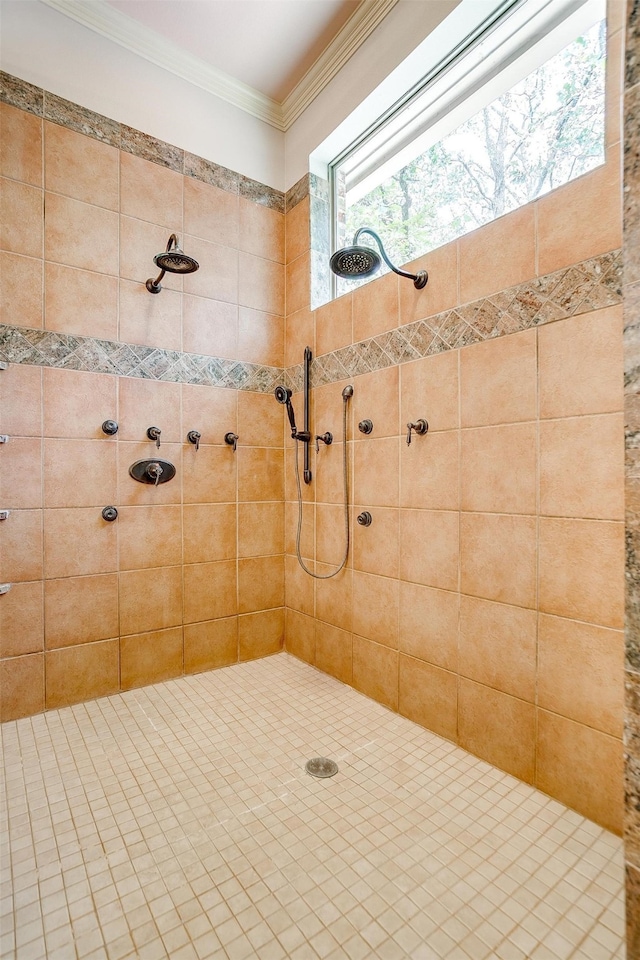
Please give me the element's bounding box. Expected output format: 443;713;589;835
0;71;284;212
0;325;283;394
285;250;623;391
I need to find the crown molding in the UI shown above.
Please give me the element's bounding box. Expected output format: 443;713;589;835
38;0;398;132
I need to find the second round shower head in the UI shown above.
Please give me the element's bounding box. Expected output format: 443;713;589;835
330;244;381;279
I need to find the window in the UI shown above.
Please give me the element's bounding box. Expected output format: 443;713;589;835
329;0;606;298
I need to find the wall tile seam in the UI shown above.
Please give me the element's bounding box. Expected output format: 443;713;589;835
0;323;284;393
283;250;622;391
0;71;285;214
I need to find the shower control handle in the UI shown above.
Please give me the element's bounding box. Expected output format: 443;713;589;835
187;430;201;451
358;419;373;435
357;511;373;527
407;419;429;445
146;461;163;485
315;432;333;453
224;432;238;452
147;426;161;449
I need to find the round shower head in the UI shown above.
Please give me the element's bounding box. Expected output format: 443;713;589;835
330;244;381;280
274;385;292;405
153;248;199;275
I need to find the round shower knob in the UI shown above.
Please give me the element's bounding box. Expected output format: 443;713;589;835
101;419;118;435
358;419;373;435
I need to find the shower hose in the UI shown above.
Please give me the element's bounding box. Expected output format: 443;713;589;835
293;395;349;579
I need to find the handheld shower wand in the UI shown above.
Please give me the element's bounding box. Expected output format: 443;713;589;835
274;386;310;442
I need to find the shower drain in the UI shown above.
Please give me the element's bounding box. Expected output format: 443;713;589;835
305;757;338;778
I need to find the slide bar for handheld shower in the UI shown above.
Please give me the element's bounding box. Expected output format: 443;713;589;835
303;345;312;484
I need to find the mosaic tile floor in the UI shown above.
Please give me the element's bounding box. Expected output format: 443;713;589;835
0;653;624;960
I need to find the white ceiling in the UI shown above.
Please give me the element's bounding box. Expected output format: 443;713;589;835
106;0;361;103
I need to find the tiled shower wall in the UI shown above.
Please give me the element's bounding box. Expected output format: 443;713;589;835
283;0;626;836
0;81;287;720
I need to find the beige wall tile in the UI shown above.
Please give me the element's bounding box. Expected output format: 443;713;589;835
352;271;399;342
316;294;352;356
45;262;118;339
285;608;315;665
182;235;237;302
239;251;284;315
399;239;458;325
0;581;43;658
537;148;621;275
285;196;309;264
312;440;352;507
538;306;623;418
538;614;623;737
460;513;536;608
400;351;459;433
539;517;624;627
459;206;535;302
237;307;284;367
536;710;622;834
45;122;118;210
44;438;116;508
0;654;44;721
45;193;118;274
121;152;183;229
461;423;536;515
239;608;284;660
353;437;399;507
353;365;399;439
184;617;238;674
399;509;459;592
285;306;315;366
352;571;399;648
459;596;537;702
285;253;310;317
118;377;181;443
119;215;182;291
238;391;283;448
399;655;457;741
183;503;237;564
239;197;283;262
119;278;181;351
184;177;238;247
316;502;350;567
120;628;183;691
540;414;624;520
285;553;315;617
44;368;117;439
458;679;535;783
238;448;283;502
400;430;459;511
399;582;458;671
182;383;237;442
353;506;398;578
460;328;537;427
353;636;398;711
0;177;42;258
0;252;43;328
45;638;119;709
0;509;43;582
118;505;182;571
44;507;117;579
183;560;237;623
182;293;238;359
315;621;352;684
1;102;42;186
316;565;352;632
183;444;237;503
0;363;42;437
1;437;42;508
119;565;183;636
45;574;118;649
238;501;283;558
238;555;284;613
285;500;314;558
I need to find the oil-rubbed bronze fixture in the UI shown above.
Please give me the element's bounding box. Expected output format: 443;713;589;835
406;419;429;445
187;430;201;451
315;431;332;453
102;506;118;521
147;426;161;448
357;511;372;527
224;432;238;452
358;419;373;435
146;234;199;293
330;228;428;288
101;420;118;435
129;459;176;485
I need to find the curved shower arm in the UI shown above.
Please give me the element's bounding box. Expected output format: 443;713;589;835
352;228;428;289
